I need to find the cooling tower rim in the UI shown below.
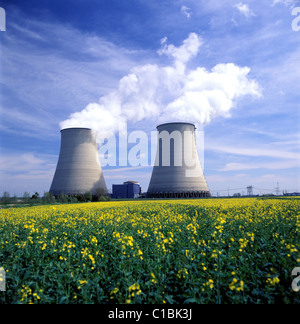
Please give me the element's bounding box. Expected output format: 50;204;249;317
60;127;92;132
156;122;195;129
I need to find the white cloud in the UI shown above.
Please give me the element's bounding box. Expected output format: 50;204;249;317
0;152;57;195
1;15;147;138
157;32;202;65
181;5;192;18
61;33;261;142
160;36;168;45
0;152;56;174
220;160;300;171
272;0;300;7
207;143;300;160
235;3;255;17
162;63;261;123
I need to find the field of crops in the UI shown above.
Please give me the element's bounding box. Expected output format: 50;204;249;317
0;197;299;304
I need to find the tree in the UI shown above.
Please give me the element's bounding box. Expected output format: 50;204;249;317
84;191;92;202
93;188;106;202
59;192;68;203
75;194;85;202
31;192;40;200
2;192;10;205
70;196;78;203
23;192;30;204
43;192;56;204
11;195;17;204
30;192;41;205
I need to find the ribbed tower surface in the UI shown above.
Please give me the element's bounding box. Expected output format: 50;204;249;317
50;128;107;195
147;122;210;198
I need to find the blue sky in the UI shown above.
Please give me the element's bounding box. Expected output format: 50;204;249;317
0;0;299;196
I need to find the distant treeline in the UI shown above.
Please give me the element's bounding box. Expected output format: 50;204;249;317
0;188;110;206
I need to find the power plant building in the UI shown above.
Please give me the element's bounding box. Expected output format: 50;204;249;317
147;122;210;198
50;128;107;196
49;123;209;199
112;181;141;199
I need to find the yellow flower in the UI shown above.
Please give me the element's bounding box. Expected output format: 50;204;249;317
128;283;142;297
33;293;40;300
203;279;214;289
110;287;119;298
229;278;244;291
208;279;214;289
238;281;244;292
266;276;280;285
151;273;157;284
128;283;140;292
88;254;95;264
177;268;188;279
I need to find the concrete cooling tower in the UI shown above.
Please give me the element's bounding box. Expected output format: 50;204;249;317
147;122;210;198
50;128;107;196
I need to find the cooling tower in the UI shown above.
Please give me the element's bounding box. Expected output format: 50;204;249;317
50;128;107;196
147;122;210;198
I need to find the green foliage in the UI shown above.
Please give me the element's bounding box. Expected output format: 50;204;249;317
84;191;92;202
0;198;299;304
23;192;30;204
0;190;111;207
1;192;10;205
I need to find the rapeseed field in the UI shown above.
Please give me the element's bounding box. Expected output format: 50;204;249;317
0;197;299;304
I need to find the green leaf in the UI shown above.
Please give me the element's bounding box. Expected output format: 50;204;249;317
165;295;175;304
183;297;198;304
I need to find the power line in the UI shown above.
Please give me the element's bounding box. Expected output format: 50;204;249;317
253;187;277;192
211;186;291;194
211;187;247;192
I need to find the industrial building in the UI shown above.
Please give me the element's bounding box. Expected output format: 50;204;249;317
147;122;210;198
112;181;141;199
50;128;107;196
50;123;210;199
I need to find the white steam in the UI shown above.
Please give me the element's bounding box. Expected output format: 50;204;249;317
60;33;261;140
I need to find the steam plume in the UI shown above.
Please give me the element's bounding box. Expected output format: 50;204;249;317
60;33;261;140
